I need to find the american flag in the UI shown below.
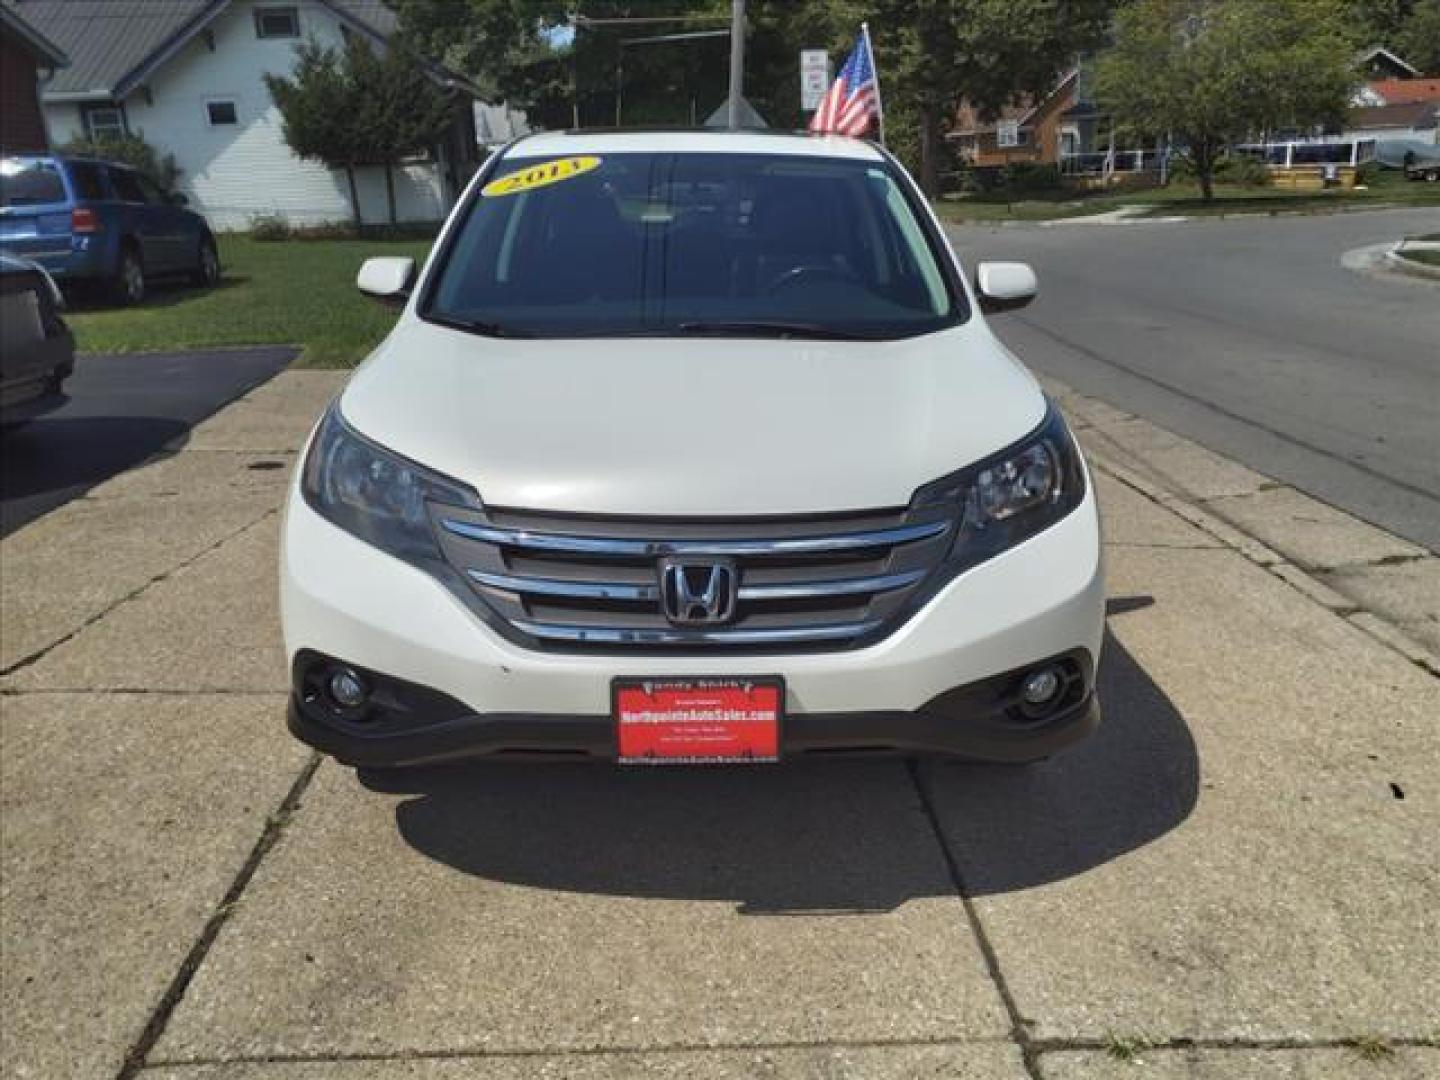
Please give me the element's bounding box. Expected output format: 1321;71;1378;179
809;29;882;138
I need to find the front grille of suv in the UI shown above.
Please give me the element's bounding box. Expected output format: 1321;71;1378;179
430;503;957;652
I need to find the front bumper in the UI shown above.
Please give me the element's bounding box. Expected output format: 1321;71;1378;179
281;476;1105;765
288;650;1099;767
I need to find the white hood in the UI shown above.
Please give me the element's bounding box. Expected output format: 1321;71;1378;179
339;317;1046;517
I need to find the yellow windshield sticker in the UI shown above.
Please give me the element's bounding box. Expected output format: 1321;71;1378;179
481;156;602;197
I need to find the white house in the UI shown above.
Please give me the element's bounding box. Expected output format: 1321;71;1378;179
9;0;482;229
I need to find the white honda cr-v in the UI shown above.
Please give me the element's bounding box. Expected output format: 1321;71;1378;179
281;129;1104;770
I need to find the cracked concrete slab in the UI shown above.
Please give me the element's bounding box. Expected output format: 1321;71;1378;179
0;693;309;1080
5;515;286;693
0;492;278;671
155;760;1009;1062
1043;1045;1440;1078
146;1042;1029;1078
922;542;1440;1043
1205;486;1426;571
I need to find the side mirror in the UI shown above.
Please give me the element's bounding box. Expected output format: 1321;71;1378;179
975;261;1038;313
168;191;190;207
357;256;416;307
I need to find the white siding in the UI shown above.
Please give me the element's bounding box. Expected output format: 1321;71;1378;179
42;0;448;230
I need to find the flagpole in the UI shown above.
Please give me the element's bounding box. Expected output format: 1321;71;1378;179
862;22;886;146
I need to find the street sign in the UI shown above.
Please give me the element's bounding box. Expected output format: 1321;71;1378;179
997;119;1021;149
800;49;830;112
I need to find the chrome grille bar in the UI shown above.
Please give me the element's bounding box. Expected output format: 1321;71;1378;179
468;569;657;601
509;618;884;646
440;517;949;557
467;567;927;602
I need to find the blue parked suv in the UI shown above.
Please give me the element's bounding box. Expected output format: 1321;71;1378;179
0;155;219;304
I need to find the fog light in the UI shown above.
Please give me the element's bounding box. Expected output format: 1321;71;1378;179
327;667;367;709
1021;667;1062;707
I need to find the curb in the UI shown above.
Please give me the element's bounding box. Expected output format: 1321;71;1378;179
1384;241;1440;281
1087;456;1440;680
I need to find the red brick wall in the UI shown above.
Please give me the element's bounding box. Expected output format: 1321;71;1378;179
0;33;49;154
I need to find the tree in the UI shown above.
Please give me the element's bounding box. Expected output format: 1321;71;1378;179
265;36;456;230
265;39;367;232
398;0;1109;195
1397;0;1440;73
348;38;458;224
1096;0;1357;199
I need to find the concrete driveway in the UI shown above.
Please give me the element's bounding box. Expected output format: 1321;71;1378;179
1;347;296;537
2;372;1437;1079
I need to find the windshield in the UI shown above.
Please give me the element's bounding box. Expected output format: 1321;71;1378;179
0;160;66;207
423;151;964;340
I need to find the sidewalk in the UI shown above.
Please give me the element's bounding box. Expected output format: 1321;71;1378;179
2;373;1436;1079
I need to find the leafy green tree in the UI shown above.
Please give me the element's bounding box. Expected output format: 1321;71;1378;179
1096;0;1358;199
348;37;458;223
1397;0;1440;73
265;39;367;232
397;0;1108;194
265;36;456;230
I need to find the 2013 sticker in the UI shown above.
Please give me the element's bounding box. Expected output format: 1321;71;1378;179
481;156;603;197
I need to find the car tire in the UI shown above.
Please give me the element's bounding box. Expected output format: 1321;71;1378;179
113;246;146;305
193;236;221;286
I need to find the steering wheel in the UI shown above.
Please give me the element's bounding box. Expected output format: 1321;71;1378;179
764;262;850;294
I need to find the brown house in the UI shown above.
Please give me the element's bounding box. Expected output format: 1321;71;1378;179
949;70;1080;168
0;3;68;154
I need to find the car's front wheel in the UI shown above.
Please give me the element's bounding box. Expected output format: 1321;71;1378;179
112;247;146;305
193;236;220;286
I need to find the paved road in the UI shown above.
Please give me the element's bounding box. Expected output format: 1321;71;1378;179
1;346;295;537
947;208;1440;551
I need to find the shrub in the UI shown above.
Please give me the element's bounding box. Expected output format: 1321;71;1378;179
1002;162;1063;193
57;131;181;190
248;214;291;241
1215;156;1272;188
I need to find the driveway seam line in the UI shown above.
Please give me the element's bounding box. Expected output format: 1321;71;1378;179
1088;458;1440;679
117;752;322;1080
141;1034;1021;1069
1032;1034;1440;1056
0;507;278;680
905;759;1043;1080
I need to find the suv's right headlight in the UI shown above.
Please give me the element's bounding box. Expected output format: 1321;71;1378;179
301;403;480;565
912;403;1086;572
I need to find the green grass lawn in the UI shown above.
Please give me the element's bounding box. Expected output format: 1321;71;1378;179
934;170;1440;224
67;234;432;368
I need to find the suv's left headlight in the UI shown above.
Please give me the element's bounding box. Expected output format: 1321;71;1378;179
301;403;480;564
913;403;1086;572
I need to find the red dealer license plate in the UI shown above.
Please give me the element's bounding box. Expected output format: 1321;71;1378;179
613;677;782;765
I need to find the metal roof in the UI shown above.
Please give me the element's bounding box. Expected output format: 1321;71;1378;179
0;2;68;66
6;0;412;101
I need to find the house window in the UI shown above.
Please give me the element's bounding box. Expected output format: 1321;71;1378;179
207;100;238;126
254;6;299;39
83;105;127;141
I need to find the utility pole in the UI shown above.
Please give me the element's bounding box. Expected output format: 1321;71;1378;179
726;0;745;129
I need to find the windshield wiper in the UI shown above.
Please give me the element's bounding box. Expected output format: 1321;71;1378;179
675;320;883;341
428;314;534;339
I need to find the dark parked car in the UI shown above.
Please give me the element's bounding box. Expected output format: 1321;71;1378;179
0;254;74;427
0;155;219;304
